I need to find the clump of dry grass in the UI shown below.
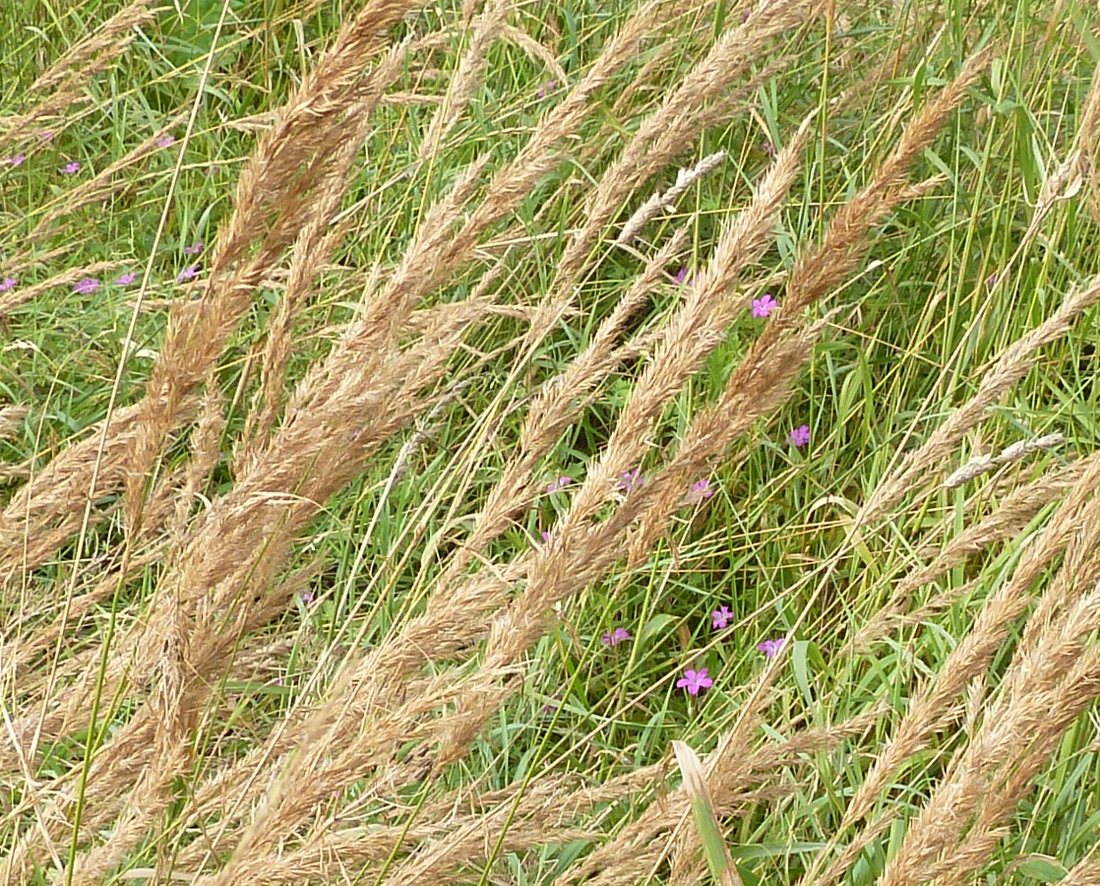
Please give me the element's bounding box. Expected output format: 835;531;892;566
4;1;1100;883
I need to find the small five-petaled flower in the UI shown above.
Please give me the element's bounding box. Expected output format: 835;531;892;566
0;277;16;292
676;668;713;696
72;277;99;294
618;467;644;493
711;605;733;630
757;637;785;658
673;266;693;285
687;478;714;504
788;424;810;448
545;475;571;493
752;293;778;318
601;627;630;647
183;241;203;256
177;264;200;282
60;161;80;174
115;272;136;286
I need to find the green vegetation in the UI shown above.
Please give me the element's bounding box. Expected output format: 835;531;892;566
1;0;1099;883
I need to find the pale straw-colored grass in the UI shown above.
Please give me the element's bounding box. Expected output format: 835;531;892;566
4;0;1100;883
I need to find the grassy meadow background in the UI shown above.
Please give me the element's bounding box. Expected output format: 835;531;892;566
2;0;1100;882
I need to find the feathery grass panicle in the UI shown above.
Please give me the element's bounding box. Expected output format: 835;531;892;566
853;455;1085;650
122;35;415;534
25;116;190;243
861;274;1100;523
521;0;823;356
1063;858;1100;886
827;452;1100;856
617;149;728;245
0;404;28;441
0;0;159;150
416;0;511;163
881;514;1100;884
0;259;126;319
25;0;160;98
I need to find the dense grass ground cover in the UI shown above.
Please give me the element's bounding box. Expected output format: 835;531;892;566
2;0;1100;883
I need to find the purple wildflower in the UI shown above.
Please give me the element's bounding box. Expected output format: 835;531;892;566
687;478;714;504
711;605;733;630
177;264;200;282
751;293;778;318
183;240;204;256
60;161;80;175
298;590;315;604
38;130;54;142
673;266;690;285
601;627;630;647
7;153;25;167
72;277;100;294
540;530;552;543
545;475;571;493
157;135;176;148
537;79;557;98
676;668;713;696
757;637;786;658
617;467;644;494
788;424;810;448
114;271;136;286
0;277;16;292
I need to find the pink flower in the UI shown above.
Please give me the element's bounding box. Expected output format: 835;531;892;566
177;264;200;282
757;637;786;658
183;240;203;256
617;467;644;494
114;272;136;286
711;605;732;630
751;293;778;318
0;277;17;292
545;475;571;493
788;424;810;448
157;135;176;148
72;277;100;294
540;530;552;543
6;153;25;167
673;266;689;285
38;130;55;142
676;668;713;696
686;478;714;504
537;79;557;98
298;590;315;604
601;627;630;647
60;161;80;175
